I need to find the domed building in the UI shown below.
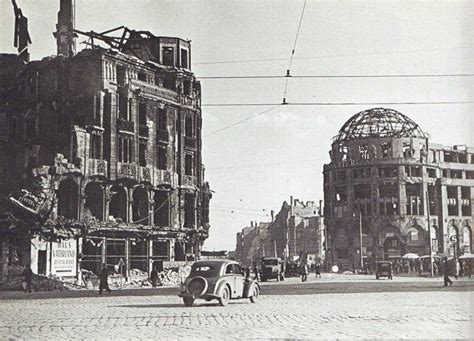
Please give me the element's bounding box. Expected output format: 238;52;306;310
323;108;473;271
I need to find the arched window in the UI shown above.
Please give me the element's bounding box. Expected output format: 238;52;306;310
463;226;472;252
57;179;79;219
84;183;104;221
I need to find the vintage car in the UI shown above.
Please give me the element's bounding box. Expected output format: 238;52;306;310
375;261;393;280
179;260;260;307
260;257;284;282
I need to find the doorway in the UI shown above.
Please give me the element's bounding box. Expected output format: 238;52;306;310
37;250;47;275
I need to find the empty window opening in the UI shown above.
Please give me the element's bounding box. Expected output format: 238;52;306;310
461;187;471;216
353;168;369;179
185;116;193;137
334;170;346;182
138;71;147;82
406;183;423;215
184;193;195;228
117;65;126;85
162;46;175;66
428;185;437;215
185;154;193;176
138;102;147;125
381;142;391;158
154;191;170;227
118;135;133;163
359;145;369;160
183;80;192;96
163;76;176;90
84;183;104;221
378;166;398;178
109;186;127;222
57;179;79;219
334;186;347;205
138;140;147;167
180;48;189;69
403;142;413;158
466;171;474;180
90;133;102;159
157;146;167;170
354;184;371;199
451;170;463;179
132;188;149;225
427;168;436;178
380;184;397;198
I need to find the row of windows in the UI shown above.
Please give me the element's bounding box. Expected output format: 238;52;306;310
329;166;474;183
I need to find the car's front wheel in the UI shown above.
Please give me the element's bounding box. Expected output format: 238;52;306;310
249;285;259;303
219;286;230;306
183;297;194;307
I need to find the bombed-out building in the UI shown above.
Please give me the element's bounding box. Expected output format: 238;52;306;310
323;108;473;270
0;0;211;283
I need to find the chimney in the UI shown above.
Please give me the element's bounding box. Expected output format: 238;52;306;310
290;196;293;206
271;210;274;222
54;0;76;57
250;221;254;228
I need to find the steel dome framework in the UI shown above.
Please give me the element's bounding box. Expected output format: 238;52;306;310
332;108;428;144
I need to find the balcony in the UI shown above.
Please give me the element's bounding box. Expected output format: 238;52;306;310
183;175;195;188
117;118;134;133
117;162;138;181
138;124;149;137
87;159;108;177
157;129;169;142
139;166;152;183
129;79;179;102
155;169;174;187
184;136;196;149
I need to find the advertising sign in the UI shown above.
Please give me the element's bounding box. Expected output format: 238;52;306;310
51;239;77;276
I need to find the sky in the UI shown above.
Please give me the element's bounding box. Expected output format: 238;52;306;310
1;0;473;251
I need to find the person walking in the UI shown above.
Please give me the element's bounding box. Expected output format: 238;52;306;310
315;263;321;278
464;261;471;279
442;259;453;287
150;267;158;288
99;263;112;294
300;263;308;282
22;265;33;293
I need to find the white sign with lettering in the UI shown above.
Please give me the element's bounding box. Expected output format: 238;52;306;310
51;239;77;276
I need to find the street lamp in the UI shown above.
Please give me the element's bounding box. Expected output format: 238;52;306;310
353;210;363;269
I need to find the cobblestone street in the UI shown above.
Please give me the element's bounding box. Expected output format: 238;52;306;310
1;280;473;339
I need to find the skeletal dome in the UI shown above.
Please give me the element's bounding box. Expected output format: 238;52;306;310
333;107;428;144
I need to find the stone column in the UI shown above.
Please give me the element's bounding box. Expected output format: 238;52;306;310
169;239;175;262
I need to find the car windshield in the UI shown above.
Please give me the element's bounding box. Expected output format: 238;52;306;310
263;259;279;266
190;264;220;277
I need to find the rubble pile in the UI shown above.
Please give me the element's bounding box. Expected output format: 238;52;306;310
0;265;70;292
158;264;191;286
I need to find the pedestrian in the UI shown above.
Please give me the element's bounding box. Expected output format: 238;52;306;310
464;261;471;279
253;266;259;281
150;267;158;288
22;265;33;293
99;263;112;294
315;263;321;278
300;263;308;282
455;260;461;279
442;259;453;287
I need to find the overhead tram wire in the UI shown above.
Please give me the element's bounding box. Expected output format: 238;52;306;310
199;73;474;80
203;105;280;137
282;0;307;105
202;100;474;107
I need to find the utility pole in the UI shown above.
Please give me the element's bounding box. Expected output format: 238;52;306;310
426;191;434;277
359;212;363;269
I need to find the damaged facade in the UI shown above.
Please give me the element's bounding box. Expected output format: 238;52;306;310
324;108;473;270
235;198;325;267
0;0;211;283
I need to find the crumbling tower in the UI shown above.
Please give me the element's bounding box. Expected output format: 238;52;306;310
54;0;76;57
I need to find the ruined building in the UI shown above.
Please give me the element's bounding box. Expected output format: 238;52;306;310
324;108;473;270
0;0;212;282
235;198;325;267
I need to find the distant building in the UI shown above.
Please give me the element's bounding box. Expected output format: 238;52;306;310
323;108;473;270
200;250;229;260
235;198;325;267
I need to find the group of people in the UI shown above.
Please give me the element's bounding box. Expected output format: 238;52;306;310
299;263;321;282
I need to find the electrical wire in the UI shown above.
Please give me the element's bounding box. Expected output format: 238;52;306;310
193;46;474;65
283;0;307;104
199;73;474;79
203;105;280;137
202;100;474;107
